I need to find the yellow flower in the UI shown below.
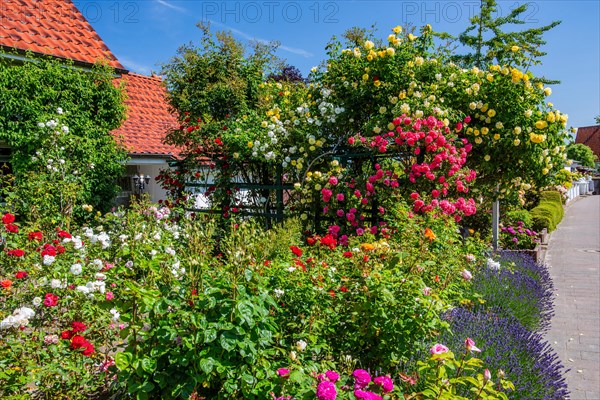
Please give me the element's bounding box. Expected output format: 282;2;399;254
514;139;521;146
481;127;489;135
415;57;424;66
373;126;382;134
362;74;369;81
486;74;494;82
542;168;549;175
393;25;402;34
511;45;520;52
248;141;254;148
484;155;491;161
495;122;503;129
544;87;552;96
379;106;387;114
364;40;375;50
387;123;395;130
529;133;545;143
475;137;483;144
473;129;480;136
378;50;386;58
493;134;500;140
514;126;522;134
388;34;396;43
374;80;381;87
535;120;548;130
408;34;417;41
386;47;395;56
546;113;556;123
487;109;496;117
366;54;373;61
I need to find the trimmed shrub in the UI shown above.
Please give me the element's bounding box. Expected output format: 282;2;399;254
539;191;563;205
530;191;564;231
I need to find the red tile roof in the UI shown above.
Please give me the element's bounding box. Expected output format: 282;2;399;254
575;126;600;159
0;0;124;70
113;73;181;158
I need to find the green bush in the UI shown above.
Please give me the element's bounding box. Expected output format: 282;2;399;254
530;202;563;232
539;191;563;205
504;209;532;227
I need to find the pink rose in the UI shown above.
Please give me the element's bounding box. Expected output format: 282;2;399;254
430;343;449;355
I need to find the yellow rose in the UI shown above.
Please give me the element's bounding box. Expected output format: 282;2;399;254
484;155;491;161
514;139;521;146
393;25;402;34
386;47;395;56
535;120;548;129
373;126;382;134
486;74;494;82
481;127;489;135
544;87;552;96
493;134;500;140
248;141;254;148
542;168;549;175
388;34;396;43
364;40;374;50
475;137;482;144
487;109;496;117
374;80;381;87
511;45;520;52
408;34;417;41
362;74;369;81
514;126;522;134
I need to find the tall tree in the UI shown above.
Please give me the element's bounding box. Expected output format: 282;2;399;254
455;0;560;73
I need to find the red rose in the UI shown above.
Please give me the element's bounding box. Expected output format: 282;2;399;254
41;245;57;257
343;251;353;258
81;341;95;357
2;213;15;224
7;249;25;257
71;321;87;333
56;246;66;254
61;330;74;340
57;230;72;239
15;271;28;279
289;246;303;257
306;237;317;246
319;234;337;250
28;231;43;241
43;293;59;307
5;224;18;233
70;335;87;349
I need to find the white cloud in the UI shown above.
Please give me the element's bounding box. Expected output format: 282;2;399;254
155;0;187;13
208;20;314;58
117;56;154;75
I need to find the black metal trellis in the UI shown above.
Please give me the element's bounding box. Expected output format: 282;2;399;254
183;148;412;231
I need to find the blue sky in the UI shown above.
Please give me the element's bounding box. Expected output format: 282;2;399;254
76;0;599;130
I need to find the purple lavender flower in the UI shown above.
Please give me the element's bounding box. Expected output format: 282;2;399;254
439;308;569;400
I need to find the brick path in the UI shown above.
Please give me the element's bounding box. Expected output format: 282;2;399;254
545;195;600;400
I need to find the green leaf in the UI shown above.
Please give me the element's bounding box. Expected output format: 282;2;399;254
204;327;217;343
199;357;214;374
244;268;253;281
140;358;157;373
220;332;237;351
115;352;133;370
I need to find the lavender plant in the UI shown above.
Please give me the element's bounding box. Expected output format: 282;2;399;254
439;308;569;400
473;252;554;332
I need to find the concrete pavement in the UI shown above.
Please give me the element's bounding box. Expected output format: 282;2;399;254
545;195;600;400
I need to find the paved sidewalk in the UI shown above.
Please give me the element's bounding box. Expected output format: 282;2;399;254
545;195;600;400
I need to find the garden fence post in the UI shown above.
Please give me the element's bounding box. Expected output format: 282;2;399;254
492;200;500;251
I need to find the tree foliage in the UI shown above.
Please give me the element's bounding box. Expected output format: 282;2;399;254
0;54;127;227
455;0;560;76
566;143;596;167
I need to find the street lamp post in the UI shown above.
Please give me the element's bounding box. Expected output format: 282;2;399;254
132;173;151;195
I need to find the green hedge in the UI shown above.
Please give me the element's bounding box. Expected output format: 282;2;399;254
530;191;564;232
